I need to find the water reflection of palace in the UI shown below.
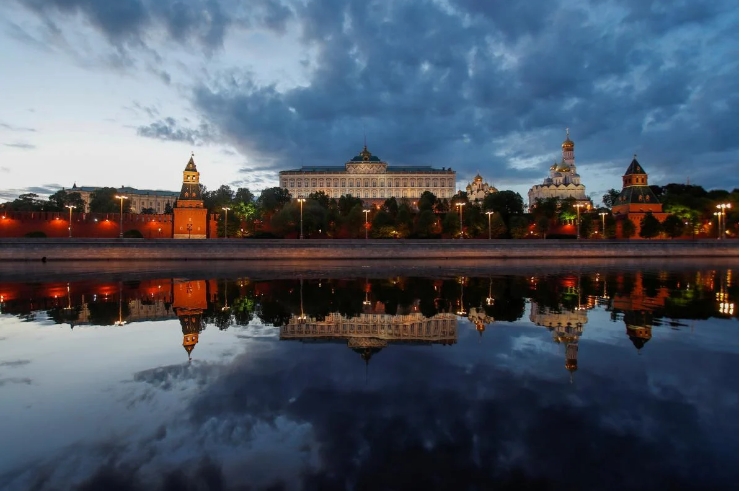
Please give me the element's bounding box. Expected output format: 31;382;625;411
280;281;457;363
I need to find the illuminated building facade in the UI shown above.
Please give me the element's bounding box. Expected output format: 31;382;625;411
527;130;589;211
173;154;208;239
279;145;456;205
465;174;498;203
611;156;668;236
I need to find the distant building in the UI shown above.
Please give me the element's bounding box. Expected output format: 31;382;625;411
465;174;498;203
611;156;668;237
69;184;178;213
279;145;456;205
527;129;589;211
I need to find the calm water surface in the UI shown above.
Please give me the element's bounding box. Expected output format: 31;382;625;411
0;262;738;490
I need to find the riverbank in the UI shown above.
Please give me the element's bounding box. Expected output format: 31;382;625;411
0;238;736;262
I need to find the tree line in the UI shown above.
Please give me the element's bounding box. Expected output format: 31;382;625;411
2;182;736;239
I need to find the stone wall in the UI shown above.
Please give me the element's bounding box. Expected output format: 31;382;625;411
0;238;736;262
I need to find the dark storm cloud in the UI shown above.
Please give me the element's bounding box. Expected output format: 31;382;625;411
0;377;32;386
136;117;216;145
187;0;738;190
17;0;294;50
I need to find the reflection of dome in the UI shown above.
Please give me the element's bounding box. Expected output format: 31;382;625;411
352;347;383;364
626;325;651;350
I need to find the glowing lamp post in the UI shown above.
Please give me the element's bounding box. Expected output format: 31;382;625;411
599;212;607;238
363;209;370;239
66;205;75;238
222;207;230;238
714;212;722;239
574;203;586;239
716;203;731;240
486;211;493;240
456;202;465;239
115;195;128;238
297;198;305;239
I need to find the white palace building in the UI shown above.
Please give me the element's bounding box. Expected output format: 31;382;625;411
279;145;456;204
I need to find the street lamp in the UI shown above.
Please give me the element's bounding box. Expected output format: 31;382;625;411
485;211;493;239
297;197;305;239
66;205;75;237
363;209;370;239
456;202;465;239
714;212;722;239
716;203;731;240
222;207;230;238
115;195;128;238
599;212;607;238
574;203;585;239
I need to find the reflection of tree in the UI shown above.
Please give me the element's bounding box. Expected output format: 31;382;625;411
258;299;291;327
47;306;81;326
88;301;130;326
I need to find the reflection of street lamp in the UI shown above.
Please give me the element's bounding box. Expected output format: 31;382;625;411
456;276;467;316
714;212;722;239
363;209;370;239
297;197;305;239
486;211;493;240
115;195;128;238
599;212;607;238
716;203;731;239
456;202;465;238
114;282;126;326
222;206;230;238
486;277;494;306
574;203;585;239
66;205;75;238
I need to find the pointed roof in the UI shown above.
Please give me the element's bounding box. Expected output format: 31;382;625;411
350;145;381;162
624;156;646;175
185;153;198;172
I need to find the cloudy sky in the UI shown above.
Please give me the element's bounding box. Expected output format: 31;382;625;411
0;0;737;204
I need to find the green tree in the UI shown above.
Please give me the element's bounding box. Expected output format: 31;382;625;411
89;187;131;213
4;193;46;211
604;214;617;239
536;216;550;239
258;187;292;215
621;219;636;239
639;213;661;239
508;215;529;239
47;190;85;211
414;209;436;237
489;212;507;238
396;202;413;236
579;213;595;238
345;203;364;238
164;202;174;214
339;194;364;216
381;197;399;218
418;191;437;212
234;187;255;204
442;211;460;237
602;188;621;209
484;191;524;225
662;214;685;239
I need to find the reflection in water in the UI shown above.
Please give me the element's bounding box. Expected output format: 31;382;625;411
0;265;738;490
281;279;457;365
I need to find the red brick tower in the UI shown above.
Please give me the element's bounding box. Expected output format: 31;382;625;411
173;153;208;239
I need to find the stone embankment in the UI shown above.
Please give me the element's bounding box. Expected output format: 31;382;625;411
0;238;736;262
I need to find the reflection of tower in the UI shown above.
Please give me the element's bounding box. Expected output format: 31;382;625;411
612;272;668;352
456;276;467;317
114;281;126;326
172;279;208;360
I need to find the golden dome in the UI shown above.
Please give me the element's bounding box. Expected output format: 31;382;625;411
474;173;483;182
561;128;574;150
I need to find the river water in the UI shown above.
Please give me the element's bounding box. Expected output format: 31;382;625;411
0;260;737;490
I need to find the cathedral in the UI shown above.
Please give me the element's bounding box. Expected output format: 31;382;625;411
527;130;589;211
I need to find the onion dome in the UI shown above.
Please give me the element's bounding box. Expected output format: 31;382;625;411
561;128;574;151
474;173;483;182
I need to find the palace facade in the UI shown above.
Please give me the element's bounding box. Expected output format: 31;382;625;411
279;145;456;204
69;184;179;214
527;130;589;211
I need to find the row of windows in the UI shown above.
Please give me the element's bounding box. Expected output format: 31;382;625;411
282;177;454;188
287;189;452;199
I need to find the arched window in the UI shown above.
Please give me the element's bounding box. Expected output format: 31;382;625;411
425;178;430;187
334;179;339;187
311;179;317;187
364;179;369;187
395;178;400;187
356;179;361;187
433;179;438;187
402;179;408;187
304;179;309;187
372;179;377;187
319;179;324;187
341;179;346;187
